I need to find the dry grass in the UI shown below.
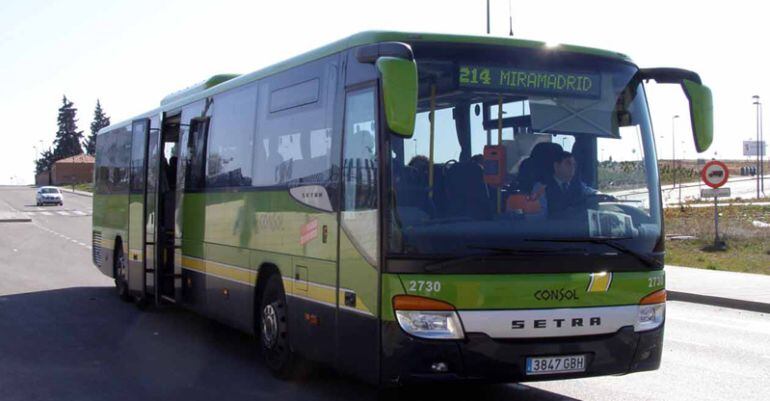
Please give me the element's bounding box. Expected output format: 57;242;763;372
664;205;770;274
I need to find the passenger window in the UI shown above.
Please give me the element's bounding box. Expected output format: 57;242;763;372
186;118;209;190
206;85;257;188
269;78;319;112
253;60;335;187
104;127;131;194
130;120;147;194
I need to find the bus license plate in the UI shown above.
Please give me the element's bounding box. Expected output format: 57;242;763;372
526;355;586;375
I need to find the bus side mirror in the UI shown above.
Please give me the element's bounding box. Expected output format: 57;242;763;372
376;57;417;138
682;80;713;153
640;68;713;153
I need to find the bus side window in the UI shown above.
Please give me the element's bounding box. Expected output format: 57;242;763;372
342;88;377;211
205;84;257;188
253;60;334;188
186;118;209;190
341;86;378;266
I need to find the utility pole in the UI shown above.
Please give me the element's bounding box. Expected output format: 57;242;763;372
753;95;761;198
672;115;679;204
759;103;767;196
679;139;686;205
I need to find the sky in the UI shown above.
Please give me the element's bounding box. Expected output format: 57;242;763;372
1;0;768;185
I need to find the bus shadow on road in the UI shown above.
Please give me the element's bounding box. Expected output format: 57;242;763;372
0;286;580;401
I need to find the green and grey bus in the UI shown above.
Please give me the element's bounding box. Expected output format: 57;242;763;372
92;31;713;385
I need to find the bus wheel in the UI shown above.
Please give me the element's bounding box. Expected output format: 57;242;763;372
260;274;297;379
114;246;131;303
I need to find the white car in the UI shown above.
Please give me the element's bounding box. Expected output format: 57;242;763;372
36;186;63;206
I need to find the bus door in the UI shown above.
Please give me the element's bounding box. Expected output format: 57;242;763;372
143;124;161;302
154;114;181;303
127;119;150;300
145;115;181;304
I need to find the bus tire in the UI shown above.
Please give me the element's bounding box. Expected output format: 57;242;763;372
259;274;297;379
114;244;131;303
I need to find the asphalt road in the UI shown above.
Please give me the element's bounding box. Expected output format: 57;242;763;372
1;186;769;401
659;174;770;205
613;175;770;208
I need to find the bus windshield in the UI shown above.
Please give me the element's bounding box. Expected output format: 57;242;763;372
387;43;662;264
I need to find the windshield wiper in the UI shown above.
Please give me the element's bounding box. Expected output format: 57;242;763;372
423;245;586;273
524;237;662;268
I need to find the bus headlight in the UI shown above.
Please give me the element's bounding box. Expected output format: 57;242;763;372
635;289;666;332
393;295;465;340
395;310;464;339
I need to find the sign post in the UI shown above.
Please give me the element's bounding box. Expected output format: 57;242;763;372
701;160;729;250
743;140;766;198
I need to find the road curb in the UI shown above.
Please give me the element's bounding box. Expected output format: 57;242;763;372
58;188;93;198
0;218;32;223
668;291;770;314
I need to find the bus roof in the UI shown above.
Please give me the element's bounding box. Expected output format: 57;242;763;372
99;30;632;135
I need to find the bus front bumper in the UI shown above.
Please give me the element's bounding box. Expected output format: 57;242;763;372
380;322;663;385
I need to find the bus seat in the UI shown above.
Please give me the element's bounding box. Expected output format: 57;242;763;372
393;165;434;225
444;161;491;219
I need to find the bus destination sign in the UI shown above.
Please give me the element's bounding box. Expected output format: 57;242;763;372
458;65;602;99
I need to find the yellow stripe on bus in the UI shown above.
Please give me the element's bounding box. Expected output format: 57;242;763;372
180;255;371;315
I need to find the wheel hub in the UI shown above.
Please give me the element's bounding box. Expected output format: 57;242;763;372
262;304;278;348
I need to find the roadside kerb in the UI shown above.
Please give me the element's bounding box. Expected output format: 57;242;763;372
0;212;31;223
57;187;93;198
0;199;31;223
668;291;770;314
666;265;770;314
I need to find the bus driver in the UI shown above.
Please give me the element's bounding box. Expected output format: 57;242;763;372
531;150;597;219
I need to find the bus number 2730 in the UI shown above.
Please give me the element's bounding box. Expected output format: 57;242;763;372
407;280;442;293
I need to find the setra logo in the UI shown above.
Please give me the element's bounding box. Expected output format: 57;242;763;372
534;288;580;301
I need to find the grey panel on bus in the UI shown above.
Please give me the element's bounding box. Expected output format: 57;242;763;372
459;305;639;339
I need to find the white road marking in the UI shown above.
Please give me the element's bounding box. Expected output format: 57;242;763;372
41;212;52;216
56;211;69;216
28;221;92;252
666;337;711;347
72;211;86;216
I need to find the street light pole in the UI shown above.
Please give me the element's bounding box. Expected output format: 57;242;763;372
760;102;765;195
679;139;686;204
672;115;679;204
753;96;761;198
486;0;491;34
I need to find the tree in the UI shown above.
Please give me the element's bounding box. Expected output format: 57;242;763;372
85;99;110;155
52;95;84;160
34;149;55;176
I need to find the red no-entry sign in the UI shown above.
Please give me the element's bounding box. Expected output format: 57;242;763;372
701;160;729;189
